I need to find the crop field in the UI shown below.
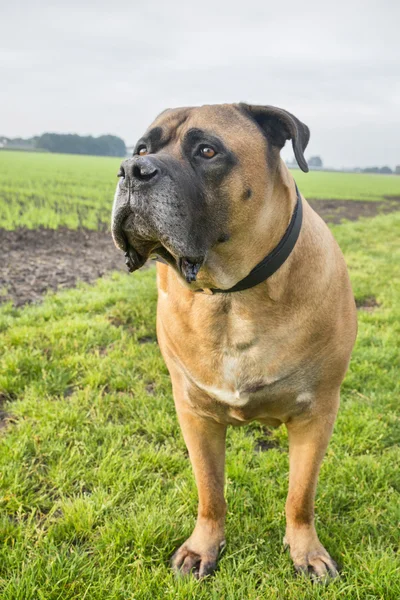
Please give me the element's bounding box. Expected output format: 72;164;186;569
293;169;400;202
0;150;399;599
1;151;400;230
0;151;119;231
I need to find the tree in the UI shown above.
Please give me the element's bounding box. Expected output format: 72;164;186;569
36;133;126;157
395;165;400;175
363;166;393;174
308;156;323;168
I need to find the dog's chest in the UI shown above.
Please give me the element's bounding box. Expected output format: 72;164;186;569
189;314;287;409
198;352;267;407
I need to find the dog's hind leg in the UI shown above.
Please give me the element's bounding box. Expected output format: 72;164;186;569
284;396;340;580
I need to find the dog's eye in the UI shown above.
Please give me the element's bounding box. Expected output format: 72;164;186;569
137;146;148;156
199;145;216;159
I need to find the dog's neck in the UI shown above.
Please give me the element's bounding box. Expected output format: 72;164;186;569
188;161;299;293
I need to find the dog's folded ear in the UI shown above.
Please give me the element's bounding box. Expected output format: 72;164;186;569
239;104;310;173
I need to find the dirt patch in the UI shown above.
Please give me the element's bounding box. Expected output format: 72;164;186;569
254;438;280;452
145;382;156;396
0;227;127;307
355;296;380;312
308;196;400;224
0;392;16;431
252;426;281;452
0;409;10;431
138;335;157;344
1;197;399;307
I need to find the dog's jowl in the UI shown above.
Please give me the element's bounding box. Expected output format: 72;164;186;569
111;103;357;580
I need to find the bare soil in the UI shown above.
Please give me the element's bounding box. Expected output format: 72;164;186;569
308;196;400;224
0;228;126;307
1;197;399;307
355;295;380;312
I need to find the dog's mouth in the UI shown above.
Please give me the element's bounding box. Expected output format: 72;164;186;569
124;238;204;284
153;246;204;284
124;245;147;273
177;257;203;283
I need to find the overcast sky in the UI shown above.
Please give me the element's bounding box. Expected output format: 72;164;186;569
1;0;399;168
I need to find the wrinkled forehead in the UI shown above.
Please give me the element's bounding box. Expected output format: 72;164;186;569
143;104;266;153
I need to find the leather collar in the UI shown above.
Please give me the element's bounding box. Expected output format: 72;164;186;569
197;183;303;294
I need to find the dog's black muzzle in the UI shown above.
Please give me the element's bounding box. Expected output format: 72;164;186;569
111;155;213;282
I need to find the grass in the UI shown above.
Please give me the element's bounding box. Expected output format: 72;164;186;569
0;151;120;230
1;151;400;231
0;211;399;599
293;170;400;202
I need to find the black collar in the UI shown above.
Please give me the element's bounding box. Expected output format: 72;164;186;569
198;183;303;294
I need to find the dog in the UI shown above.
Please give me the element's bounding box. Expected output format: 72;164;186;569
111;103;357;580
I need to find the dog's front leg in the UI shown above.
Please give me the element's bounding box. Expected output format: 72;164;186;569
171;391;227;579
284;400;340;580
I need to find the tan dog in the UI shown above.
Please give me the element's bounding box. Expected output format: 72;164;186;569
111;104;357;580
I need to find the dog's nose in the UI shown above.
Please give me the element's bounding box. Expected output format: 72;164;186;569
133;156;159;181
120;156;159;184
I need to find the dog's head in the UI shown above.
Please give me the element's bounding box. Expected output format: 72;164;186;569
111;104;309;290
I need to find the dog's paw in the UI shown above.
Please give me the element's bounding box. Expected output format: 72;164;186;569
284;532;338;581
171;538;225;579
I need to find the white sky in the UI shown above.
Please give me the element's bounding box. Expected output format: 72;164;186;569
1;0;399;168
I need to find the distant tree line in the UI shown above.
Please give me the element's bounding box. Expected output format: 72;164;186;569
287;155;324;169
308;156;323;168
362;165;394;174
0;134;126;157
36;133;126;157
285;154;400;175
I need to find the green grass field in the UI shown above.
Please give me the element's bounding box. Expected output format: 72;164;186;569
1;151;400;230
1;210;399;599
0;152;119;231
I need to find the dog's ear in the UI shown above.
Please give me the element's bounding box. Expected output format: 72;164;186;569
239;104;310;173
